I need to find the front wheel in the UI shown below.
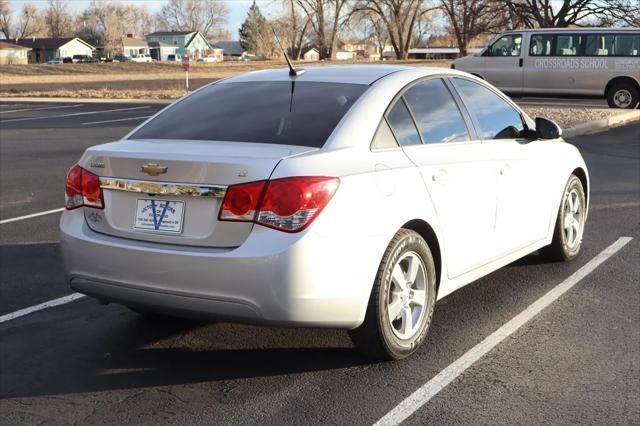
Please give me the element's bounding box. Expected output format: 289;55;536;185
349;229;436;360
606;82;639;109
539;175;587;262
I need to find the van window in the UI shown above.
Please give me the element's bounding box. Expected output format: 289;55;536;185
488;34;522;57
452;78;525;140
402;79;470;144
386;99;422;146
554;34;581;56
529;34;553;56
584;34;640;57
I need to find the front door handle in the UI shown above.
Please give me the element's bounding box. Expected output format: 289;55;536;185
519;58;523;67
432;169;448;183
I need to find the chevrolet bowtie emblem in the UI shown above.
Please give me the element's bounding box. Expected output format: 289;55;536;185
140;163;168;176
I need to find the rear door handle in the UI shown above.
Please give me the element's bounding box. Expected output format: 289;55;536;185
432;170;448;183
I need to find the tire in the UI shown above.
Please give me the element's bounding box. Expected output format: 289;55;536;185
349;229;436;360
539;175;587;262
606;82;639;109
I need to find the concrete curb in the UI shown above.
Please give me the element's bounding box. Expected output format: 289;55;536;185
0;97;174;105
563;109;640;138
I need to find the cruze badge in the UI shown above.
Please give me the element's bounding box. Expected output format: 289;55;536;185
140;163;168;176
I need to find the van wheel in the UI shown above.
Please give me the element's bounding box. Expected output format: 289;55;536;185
606;82;639;109
539;175;586;262
349;229;436;360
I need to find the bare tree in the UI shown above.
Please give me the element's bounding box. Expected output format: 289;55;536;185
0;0;12;39
45;0;74;38
274;0;311;60
440;0;504;56
504;0;639;28
349;7;390;59
15;3;45;39
294;0;349;59
157;0;229;40
353;0;440;60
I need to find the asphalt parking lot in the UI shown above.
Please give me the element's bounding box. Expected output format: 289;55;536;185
1;102;638;424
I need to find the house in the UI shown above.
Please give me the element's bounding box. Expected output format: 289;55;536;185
148;41;177;61
122;36;149;57
302;48;320;61
335;41;379;60
0;40;31;64
145;31;212;58
214;41;246;61
16;37;94;63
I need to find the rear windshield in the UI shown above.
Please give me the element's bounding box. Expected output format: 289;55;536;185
130;81;368;148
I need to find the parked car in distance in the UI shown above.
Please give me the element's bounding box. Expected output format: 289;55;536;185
198;55;218;62
47;57;63;64
62;57;73;63
72;54;97;63
167;54;182;62
61;65;589;360
112;54;130;63
452;27;640;108
130;54;152;63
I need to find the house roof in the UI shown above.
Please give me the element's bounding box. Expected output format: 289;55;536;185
214;41;245;55
122;37;148;48
148;41;175;48
303;48;319;55
0;40;31;50
184;32;211;49
16;37;94;50
146;31;195;37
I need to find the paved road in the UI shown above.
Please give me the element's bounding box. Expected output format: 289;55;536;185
0;103;638;424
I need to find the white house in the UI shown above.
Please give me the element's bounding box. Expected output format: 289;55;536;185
0;40;31;64
16;37;94;63
302;48;320;61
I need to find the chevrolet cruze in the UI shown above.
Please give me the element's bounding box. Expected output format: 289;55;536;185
60;65;589;360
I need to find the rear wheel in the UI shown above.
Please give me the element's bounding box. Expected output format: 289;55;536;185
606;82;639;109
349;229;436;360
539;175;586;262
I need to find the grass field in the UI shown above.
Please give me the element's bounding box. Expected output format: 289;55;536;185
0;59;452;99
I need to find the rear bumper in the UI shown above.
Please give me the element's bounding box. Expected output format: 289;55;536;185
60;209;379;328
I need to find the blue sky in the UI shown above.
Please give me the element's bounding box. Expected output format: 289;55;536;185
8;0;275;38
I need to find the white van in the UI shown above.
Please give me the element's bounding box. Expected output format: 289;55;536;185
452;28;640;108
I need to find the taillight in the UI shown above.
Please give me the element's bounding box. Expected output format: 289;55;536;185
219;176;339;233
65;164;104;210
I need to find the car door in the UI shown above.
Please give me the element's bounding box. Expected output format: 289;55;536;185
483;33;524;94
385;77;499;279
450;77;552;256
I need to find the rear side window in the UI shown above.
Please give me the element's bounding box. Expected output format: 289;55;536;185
130;81;368;148
386;99;421;146
452;78;525;140
584;34;640;57
403;79;470;144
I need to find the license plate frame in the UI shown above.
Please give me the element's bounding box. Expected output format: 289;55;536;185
134;199;185;234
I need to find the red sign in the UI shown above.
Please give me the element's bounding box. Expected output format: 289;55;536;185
182;56;190;71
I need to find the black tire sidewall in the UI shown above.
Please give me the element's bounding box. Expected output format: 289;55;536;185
377;231;436;359
607;83;640;109
558;176;586;260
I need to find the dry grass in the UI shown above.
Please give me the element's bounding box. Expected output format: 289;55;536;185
0;59;453;85
521;106;620;129
0;88;185;99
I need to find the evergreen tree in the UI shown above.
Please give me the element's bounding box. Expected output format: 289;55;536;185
239;1;275;59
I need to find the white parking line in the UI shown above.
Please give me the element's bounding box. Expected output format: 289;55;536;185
83;115;153;125
0;106;150;123
0;207;64;225
0;293;85;324
0;104;84;114
375;236;633;426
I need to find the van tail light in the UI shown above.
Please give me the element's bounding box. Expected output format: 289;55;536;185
219;176;339;233
65;164;104;210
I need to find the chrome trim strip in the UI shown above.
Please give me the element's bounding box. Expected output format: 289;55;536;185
100;177;227;198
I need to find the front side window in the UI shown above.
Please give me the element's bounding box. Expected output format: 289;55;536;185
385;99;421;146
488;34;522;57
452;78;525;140
130;81;368;148
402;79;470;144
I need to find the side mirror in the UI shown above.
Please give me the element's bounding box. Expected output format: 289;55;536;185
535;117;562;139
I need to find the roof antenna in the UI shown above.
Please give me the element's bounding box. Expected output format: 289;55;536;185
271;27;305;77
